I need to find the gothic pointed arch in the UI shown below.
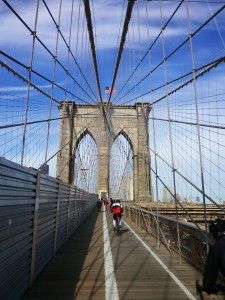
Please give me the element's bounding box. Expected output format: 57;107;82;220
112;129;133;152
57;101;151;201
109;131;134;200
75;128;97;149
74;130;98;193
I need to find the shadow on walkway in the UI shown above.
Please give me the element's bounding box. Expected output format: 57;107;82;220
22;209;104;300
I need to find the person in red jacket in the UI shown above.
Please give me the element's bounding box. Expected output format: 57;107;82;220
111;199;123;230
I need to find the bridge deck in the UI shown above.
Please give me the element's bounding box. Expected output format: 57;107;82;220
21;209;202;300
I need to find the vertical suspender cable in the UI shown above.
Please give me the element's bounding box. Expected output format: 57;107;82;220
159;0;182;261
185;0;209;251
145;0;160;247
131;4;140;203
64;0;75;101
137;1;150;205
73;0;82;99
21;0;40;165
43;0;62;166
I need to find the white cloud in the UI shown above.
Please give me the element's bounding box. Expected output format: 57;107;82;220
1;0;218;53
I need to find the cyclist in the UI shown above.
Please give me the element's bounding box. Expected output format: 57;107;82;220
111;199;123;231
198;218;225;295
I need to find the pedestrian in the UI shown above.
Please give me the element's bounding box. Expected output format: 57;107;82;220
96;199;102;212
196;218;225;297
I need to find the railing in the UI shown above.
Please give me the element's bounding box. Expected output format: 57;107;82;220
124;204;210;272
0;157;97;300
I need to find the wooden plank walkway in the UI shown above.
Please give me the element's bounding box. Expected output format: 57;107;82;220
21;208;204;300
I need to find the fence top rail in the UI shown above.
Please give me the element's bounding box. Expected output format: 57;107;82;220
0;157;98;204
124;204;213;242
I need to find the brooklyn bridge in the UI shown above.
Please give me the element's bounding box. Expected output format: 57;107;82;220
1;0;225;299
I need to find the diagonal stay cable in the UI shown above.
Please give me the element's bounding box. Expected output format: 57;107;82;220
150;148;225;214
115;3;225;105
108;0;137;104
121;55;225;105
113;0;184;103
2;0;97;104
41;0;98;103
0;60;60;104
0;54;95;106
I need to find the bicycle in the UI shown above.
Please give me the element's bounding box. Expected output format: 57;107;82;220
115;214;121;236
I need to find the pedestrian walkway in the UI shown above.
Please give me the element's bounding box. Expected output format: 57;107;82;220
21;208;202;299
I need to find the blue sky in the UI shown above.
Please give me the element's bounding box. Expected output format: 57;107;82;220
1;0;225;103
1;0;225;202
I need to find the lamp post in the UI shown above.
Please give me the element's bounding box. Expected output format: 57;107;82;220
81;165;89;191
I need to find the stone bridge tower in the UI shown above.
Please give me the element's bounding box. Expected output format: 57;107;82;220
56;101;152;202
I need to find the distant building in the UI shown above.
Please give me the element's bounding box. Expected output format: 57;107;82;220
39;163;49;175
175;193;181;203
187;195;196;204
119;174;133;201
162;186;172;202
151;185;154;201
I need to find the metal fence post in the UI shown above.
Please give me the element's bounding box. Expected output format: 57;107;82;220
29;172;40;287
139;207;141;230
74;186;77;231
66;185;71;240
54;180;61;256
